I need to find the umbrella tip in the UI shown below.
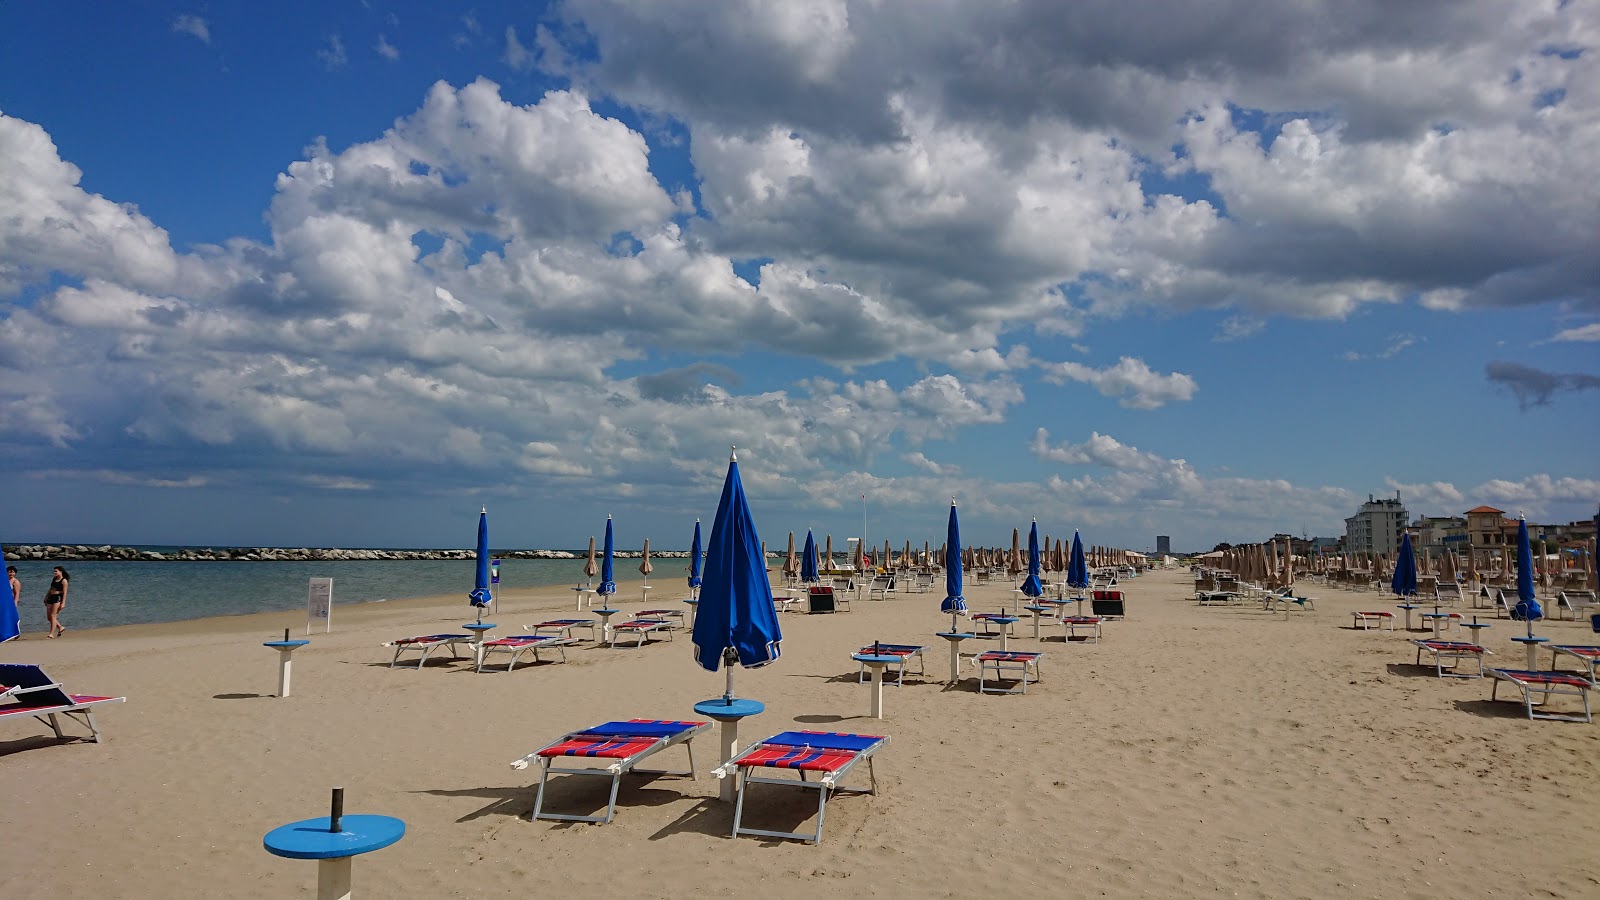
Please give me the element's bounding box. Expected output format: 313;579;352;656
480;506;487;514
730;445;737;461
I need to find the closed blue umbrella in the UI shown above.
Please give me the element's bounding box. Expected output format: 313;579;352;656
940;500;968;631
1512;516;1542;622
692;449;782;700
687;518;704;595
1390;533;1418;599
598;515;617;602
1067;531;1089;589
469;507;492;623
1021;519;1044;598
0;573;18;642
801;529;819;584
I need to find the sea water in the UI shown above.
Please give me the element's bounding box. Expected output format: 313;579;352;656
2;556;671;632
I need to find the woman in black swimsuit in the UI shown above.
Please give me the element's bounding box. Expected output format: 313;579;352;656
44;566;68;638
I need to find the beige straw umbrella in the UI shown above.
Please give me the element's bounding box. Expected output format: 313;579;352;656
1281;537;1294;589
823;535;834;573
639;538;652;579
583;536;599;584
854;538;866;573
784;532;798;578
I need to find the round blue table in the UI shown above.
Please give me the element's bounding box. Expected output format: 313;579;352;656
852;654;901;719
264;814;404;899
936;632;976;683
263;639;311;698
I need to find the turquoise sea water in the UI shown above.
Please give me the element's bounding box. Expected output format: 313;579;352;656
2;556;677;632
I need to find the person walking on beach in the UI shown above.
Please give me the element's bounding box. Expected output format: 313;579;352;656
7;566;18;609
44;566;69;638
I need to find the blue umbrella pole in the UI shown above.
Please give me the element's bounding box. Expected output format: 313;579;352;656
722;647;738;704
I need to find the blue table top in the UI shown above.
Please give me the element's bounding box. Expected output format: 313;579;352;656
935;632;977;640
693;697;764;719
683;598;699;605
853;653;902;665
1511;635;1550;644
461;623;496;631
264;815;405;860
1461;622;1491;628
263;640;310;649
1024;605;1050;612
594;608;620;615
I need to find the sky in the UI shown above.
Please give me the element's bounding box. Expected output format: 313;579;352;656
2;1;1597;554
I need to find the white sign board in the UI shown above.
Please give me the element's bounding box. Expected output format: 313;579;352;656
307;577;333;634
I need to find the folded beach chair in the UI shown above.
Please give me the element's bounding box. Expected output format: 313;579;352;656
868;574;897;601
511;719;710;824
476;635;578;673
855;643;925;685
1352;611;1396;631
1435;582;1464;605
713;730;889;844
1487;669;1595;723
1555;591;1599;622
1061;615;1103;643
977;650;1044;694
771;593;802;614
1549;645;1600;680
1411;640;1493;679
525;618;599;641
0;664;125;744
610;619;673;648
382;633;473;669
1090;589;1127;619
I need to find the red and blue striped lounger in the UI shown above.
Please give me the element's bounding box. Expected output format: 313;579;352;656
1411;640;1492;678
855;644;925;686
382;633;472;669
1061;615;1103;642
475;635;578;673
1549;645;1600;680
636;608;686;629
525;618;598;641
971;612;1015;637
1352;611;1395;630
0;664;126;744
510;719;710;824
714;730;889;844
978;650;1043;694
1488;669;1595;723
611;619;673;648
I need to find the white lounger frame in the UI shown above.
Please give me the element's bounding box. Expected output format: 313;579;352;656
610;619;673;648
856;646;925;685
713;735;889;844
1549;645;1600;680
476;636;579;673
525;619;599;641
978;652;1044;694
383;635;472;669
0;684;125;743
1488;669;1595;723
1411;640;1491;679
511;722;709;824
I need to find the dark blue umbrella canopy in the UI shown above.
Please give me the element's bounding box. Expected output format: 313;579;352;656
692;451;782;672
1021;519;1044;597
1067;531;1089;589
469;508;492;609
688;519;704;588
801;530;819;583
1390;533;1417;598
598;515;617;598
1513;516;1542;620
941;501;967;617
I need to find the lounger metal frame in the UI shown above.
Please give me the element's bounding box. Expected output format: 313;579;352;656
383;634;472;669
525;619;598;641
1411;639;1491;678
636;609;686;629
978;651;1043;694
1352;611;1395;631
476;635;579;672
1548;645;1600;680
1488;668;1595;723
512;720;709;824
0;665;126;744
715;732;889;844
855;644;925;685
610;619;673;648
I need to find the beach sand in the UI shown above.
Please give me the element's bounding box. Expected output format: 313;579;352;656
3;569;1598;898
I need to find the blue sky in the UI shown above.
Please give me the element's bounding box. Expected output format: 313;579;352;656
2;1;1596;554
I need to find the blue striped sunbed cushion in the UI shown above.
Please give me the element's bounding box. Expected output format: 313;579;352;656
764;731;883;752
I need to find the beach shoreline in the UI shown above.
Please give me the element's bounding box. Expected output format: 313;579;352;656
4;568;1598;899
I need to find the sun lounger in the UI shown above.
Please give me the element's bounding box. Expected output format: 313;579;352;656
1411;640;1492;678
855;644;925;685
1487;669;1595;723
971;612;1015;637
382;633;473;669
1556;591;1599;621
772;592;802;613
524;618;598;640
1090;589;1126;618
0;664;125;744
713;730;889;844
1435;582;1464;605
610;619;673;648
1197;590;1237;606
868;575;897;601
636;608;686;628
977;650;1043;694
1352;611;1396;631
1061;615;1103;642
511;719;710;824
476;635;579;672
1549;645;1600;680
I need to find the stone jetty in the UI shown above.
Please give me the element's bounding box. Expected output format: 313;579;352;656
2;544;702;563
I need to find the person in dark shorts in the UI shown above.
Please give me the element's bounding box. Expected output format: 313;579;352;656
44;566;69;638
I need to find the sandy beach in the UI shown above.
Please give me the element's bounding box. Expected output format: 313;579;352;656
3;568;1598;899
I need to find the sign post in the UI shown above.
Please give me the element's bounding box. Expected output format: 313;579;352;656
307;578;333;634
490;559;501;613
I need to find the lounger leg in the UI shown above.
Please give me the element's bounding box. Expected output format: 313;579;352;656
45;712;65;740
603;772;623;824
530;762;552;821
812;783;829;844
730;769;748;838
83;711;102;742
